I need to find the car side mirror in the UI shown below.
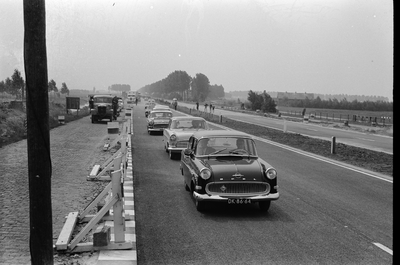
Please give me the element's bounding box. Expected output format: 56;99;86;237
183;149;193;157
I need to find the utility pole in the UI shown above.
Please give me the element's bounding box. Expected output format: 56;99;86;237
23;0;53;264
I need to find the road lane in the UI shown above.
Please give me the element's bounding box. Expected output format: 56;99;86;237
175;101;393;154
132;101;392;265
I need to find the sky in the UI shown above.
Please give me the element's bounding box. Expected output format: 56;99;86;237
0;0;393;101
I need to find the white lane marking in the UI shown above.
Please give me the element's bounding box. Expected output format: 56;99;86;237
359;137;375;142
373;242;393;255
306;128;318;131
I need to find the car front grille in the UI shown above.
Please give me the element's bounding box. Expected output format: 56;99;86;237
153;124;168;129
98;106;106;115
206;182;270;195
176;141;188;148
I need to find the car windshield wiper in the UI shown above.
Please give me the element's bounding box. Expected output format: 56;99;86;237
208;148;227;155
229;149;249;155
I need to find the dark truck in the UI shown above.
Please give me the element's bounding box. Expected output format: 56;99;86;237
89;95;114;123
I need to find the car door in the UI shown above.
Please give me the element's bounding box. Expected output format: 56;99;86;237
182;136;196;184
163;120;173;149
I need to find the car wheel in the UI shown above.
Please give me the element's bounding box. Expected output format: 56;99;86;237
91;117;94;123
259;201;271;212
184;181;190;191
148;130;152;135
165;143;169;153
169;150;175;160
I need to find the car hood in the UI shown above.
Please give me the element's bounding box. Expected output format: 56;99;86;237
95;103;110;107
172;129;206;140
150;117;170;123
202;157;264;181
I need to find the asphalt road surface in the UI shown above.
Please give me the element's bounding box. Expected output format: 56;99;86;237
131;102;392;265
175;101;393;154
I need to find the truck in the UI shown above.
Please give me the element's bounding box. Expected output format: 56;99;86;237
89;95;115;123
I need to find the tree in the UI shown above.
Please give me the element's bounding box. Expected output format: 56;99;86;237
48;79;57;92
60;82;69;95
11;69;25;99
191;73;210;102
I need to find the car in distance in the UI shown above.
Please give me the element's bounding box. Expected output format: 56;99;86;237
153;104;170;110
163;116;209;159
145;100;156;117
90;95;114;123
147;110;173;134
180;130;279;212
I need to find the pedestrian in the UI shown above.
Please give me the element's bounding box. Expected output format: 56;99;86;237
135;97;138;106
204;103;208;111
212;105;215;113
112;96;119;120
209;104;212;113
196;102;199;110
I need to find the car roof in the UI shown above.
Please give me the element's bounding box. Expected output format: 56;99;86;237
171;116;206;121
153;105;169;108
149;110;172;114
192;130;252;139
93;95;114;98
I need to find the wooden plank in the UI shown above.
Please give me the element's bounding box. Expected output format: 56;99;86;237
55;211;79;250
71;241;134;253
79;182;112;219
69;195;118;251
89;165;101;177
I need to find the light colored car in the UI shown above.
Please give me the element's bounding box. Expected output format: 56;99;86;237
147;110;173;134
163;116;209;159
180;130;279;212
144;101;157;117
153;104;170;110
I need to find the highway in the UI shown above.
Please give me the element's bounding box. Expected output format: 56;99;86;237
131;102;393;265
175;101;393;154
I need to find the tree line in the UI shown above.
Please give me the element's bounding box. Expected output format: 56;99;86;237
0;69;70;99
138;70;224;102
278;96;393;111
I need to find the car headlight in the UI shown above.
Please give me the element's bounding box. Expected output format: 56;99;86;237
170;134;177;142
149;120;154;125
265;168;277;180
199;168;212;180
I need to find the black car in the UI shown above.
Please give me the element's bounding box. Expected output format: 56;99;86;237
180;130;279;212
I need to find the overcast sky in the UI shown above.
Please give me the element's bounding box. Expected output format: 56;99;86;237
0;0;393;100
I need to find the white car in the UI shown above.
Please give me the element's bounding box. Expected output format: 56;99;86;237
163;116;209;159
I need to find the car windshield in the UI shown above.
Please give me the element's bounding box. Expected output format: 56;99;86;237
94;97;112;103
195;137;257;156
171;119;205;129
150;112;172;118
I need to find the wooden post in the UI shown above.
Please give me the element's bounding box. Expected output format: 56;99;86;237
112;170;125;242
23;0;54;264
331;137;336;154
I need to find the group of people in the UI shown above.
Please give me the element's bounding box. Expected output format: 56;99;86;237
195;102;215;113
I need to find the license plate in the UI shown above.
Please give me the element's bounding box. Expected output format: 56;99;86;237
227;198;251;204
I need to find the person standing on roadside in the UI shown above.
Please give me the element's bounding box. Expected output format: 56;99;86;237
204;103;208;112
112;96;119;120
209;103;213;113
196;102;199;110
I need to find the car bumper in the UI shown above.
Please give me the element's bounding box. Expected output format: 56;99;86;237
148;127;166;132
193;191;279;202
167;146;185;153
